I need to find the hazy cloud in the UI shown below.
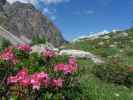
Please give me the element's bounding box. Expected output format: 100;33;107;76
7;0;70;5
43;7;56;14
51;15;57;20
98;0;113;6
85;10;94;15
73;10;95;16
7;0;36;4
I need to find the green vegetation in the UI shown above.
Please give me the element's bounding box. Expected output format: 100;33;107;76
32;35;47;45
78;59;133;100
0;26;133;99
93;58;130;86
0;46;80;99
64;28;133;100
65;28;133;65
0;37;10;51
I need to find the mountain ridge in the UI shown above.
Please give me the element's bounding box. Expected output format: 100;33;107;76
72;30;119;42
0;1;65;47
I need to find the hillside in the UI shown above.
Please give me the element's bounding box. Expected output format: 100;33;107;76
65;28;133;65
62;28;133;100
0;1;65;47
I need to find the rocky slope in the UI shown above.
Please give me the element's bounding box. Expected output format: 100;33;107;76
65;28;133;65
0;1;65;47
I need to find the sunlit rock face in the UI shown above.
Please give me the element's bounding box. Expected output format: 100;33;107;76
0;1;65;47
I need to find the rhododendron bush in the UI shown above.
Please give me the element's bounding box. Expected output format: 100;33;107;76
0;44;80;100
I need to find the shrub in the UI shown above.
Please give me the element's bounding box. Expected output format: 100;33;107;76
93;57;131;86
93;48;120;58
125;47;133;56
0;44;80;99
0;37;11;51
32;35;47;45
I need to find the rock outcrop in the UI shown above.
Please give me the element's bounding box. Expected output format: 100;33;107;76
59;49;104;64
0;1;65;47
31;44;104;64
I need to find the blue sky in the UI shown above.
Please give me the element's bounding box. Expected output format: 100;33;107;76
8;0;133;40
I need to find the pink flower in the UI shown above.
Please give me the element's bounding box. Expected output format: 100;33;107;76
52;78;64;88
7;68;29;86
0;48;18;64
16;68;29;80
68;57;77;67
7;76;19;85
19;77;30;87
16;68;30;87
7;68;50;90
36;72;49;88
63;64;77;74
0;48;15;61
31;79;41;90
36;72;48;80
42;78;50;88
30;73;40;83
17;44;31;52
30;72;48;90
30;74;41;90
43;48;55;59
54;63;77;74
17;68;28;76
54;63;65;72
30;72;48;82
12;58;19;65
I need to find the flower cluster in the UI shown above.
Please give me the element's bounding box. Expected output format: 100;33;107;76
51;78;64;88
68;57;77;67
54;57;77;74
7;68;64;90
0;44;32;64
0;48;17;64
43;48;55;59
16;44;31;52
0;48;14;61
3;44;78;99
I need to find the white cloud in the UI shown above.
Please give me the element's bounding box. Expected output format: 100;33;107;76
43;7;49;13
41;0;63;5
73;10;94;16
86;10;94;15
73;11;81;15
7;0;70;5
43;0;70;5
43;7;57;20
7;0;36;4
43;7;56;14
51;15;56;20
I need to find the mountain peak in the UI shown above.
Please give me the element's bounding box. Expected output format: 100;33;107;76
0;2;65;46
